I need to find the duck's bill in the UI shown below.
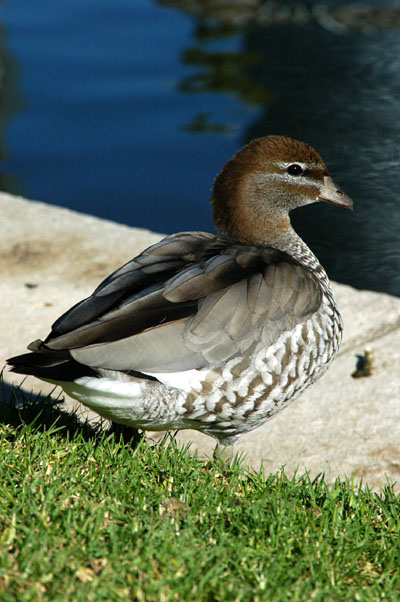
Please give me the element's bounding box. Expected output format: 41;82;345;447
319;176;353;210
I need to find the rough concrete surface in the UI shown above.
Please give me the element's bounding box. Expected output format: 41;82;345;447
1;192;399;489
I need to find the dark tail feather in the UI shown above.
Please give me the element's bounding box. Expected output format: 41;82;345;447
7;352;98;382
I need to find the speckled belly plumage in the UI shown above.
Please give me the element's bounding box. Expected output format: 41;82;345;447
180;307;341;443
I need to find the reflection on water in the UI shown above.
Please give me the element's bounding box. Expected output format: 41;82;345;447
0;25;23;189
179;22;272;133
159;1;400;31
0;1;399;295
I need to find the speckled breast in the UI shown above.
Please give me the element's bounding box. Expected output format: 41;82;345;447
182;300;342;444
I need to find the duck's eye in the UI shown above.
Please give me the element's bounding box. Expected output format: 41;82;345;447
287;164;304;176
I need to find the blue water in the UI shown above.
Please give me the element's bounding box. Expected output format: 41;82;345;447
1;0;399;295
1;0;246;233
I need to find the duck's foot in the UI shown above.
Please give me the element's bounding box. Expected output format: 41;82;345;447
108;422;143;448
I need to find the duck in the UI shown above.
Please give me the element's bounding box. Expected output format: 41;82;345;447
8;135;353;457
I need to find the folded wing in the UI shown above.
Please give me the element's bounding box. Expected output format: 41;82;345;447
27;232;321;374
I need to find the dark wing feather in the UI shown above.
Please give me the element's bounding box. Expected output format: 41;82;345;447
7;350;99;380
51;231;226;336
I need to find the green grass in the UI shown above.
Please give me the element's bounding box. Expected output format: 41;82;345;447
0;379;399;601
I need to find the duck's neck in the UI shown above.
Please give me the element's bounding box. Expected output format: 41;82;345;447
269;228;335;302
268;227;328;281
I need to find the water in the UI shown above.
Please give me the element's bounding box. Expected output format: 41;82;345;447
1;0;399;295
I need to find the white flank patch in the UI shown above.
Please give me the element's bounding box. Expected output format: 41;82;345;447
64;376;143;406
143;368;205;392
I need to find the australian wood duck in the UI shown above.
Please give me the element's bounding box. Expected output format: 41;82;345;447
8;136;353;456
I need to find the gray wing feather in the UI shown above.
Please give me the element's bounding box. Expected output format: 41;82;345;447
70;319;208;373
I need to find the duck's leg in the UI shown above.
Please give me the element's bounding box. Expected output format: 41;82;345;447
213;441;236;463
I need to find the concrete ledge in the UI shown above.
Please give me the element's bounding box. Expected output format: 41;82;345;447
1;192;399;488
